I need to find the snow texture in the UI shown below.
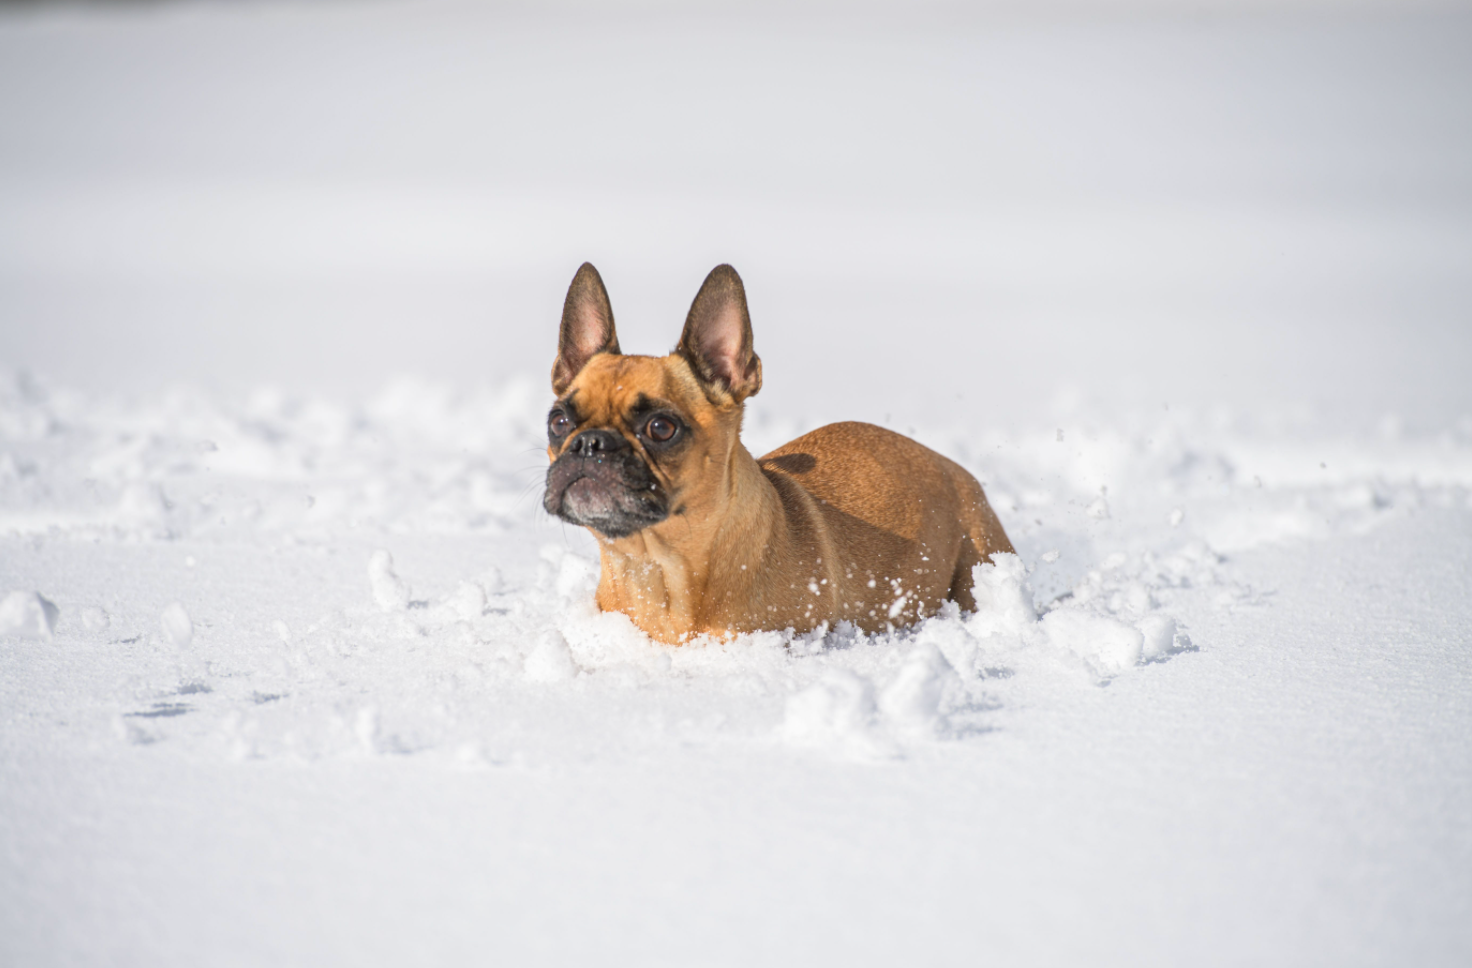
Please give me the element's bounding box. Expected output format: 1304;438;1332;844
0;591;57;640
3;362;1469;965
1;2;1470;966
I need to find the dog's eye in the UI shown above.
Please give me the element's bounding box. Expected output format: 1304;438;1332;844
645;416;677;442
548;412;572;437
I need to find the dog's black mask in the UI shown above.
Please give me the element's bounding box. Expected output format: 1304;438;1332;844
544;429;669;538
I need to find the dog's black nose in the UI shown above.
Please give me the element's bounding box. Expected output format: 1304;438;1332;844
567;429;626;458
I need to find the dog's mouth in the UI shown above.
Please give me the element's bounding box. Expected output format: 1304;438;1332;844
544;450;669;538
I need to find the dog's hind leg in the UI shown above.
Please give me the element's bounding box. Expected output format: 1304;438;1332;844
946;473;1015;613
948;531;985;612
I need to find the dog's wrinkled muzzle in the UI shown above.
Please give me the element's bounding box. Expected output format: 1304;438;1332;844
544;432;669;538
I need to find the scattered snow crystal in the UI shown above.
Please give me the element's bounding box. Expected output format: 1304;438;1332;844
0;591;59;640
368;549;411;612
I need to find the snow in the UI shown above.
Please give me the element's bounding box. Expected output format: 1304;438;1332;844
159;602;194;649
367;550;411;613
0;591;58;640
3;361;1469;965
2;1;1471;965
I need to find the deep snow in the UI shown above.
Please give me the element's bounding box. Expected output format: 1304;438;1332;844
2;1;1471;965
3;370;1469;965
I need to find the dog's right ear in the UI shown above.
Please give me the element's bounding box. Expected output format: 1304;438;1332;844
552;262;621;395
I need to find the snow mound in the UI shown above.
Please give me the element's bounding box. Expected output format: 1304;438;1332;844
368;550;411;612
160;602;193;648
782;670;889;759
0;591;58;640
524;630;578;683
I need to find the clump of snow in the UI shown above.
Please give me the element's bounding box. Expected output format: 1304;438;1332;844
0;591;58;640
368;550;411;612
159;602;193;648
446;581;486;621
1138;613;1181;661
524;630;578;683
967;552;1036;634
354;707;381;755
877;642;960;738
1042;609;1144;677
781;669;888;758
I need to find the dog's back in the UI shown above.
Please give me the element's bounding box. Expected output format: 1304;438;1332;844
758;421;1013;630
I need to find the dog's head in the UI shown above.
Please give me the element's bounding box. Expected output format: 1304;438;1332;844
543;263;762;540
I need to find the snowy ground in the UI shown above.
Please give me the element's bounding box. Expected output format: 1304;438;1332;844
2;1;1472;965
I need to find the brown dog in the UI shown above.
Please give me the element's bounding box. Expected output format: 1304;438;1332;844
543;263;1014;643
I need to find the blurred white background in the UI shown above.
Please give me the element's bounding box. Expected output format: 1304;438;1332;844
2;0;1469;429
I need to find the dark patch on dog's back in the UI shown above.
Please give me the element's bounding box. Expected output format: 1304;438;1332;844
762;453;816;475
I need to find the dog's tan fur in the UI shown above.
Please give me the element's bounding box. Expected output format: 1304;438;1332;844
544;263;1013;643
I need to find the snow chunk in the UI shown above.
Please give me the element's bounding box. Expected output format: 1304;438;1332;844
1138;613;1179;661
160;602;193;648
878;643;958;737
524;630;578;683
781;670;890;758
447;581;486;621
355;707;380;754
967;553;1036;637
368;549;410;612
1042;609;1143;677
0;591;59;640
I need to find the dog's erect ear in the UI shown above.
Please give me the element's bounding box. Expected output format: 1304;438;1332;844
553;262;621;394
676;264;762;402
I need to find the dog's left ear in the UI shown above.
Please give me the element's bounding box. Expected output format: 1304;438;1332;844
553;262;621;395
677;264;762;402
